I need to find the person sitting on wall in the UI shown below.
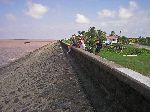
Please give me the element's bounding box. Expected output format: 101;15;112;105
67;43;71;54
79;35;86;50
67;35;78;54
95;38;102;55
71;34;78;47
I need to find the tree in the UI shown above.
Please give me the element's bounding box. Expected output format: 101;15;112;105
85;27;98;47
80;31;86;36
118;36;129;44
78;31;81;35
97;30;106;42
71;27;107;52
110;31;115;36
138;37;147;45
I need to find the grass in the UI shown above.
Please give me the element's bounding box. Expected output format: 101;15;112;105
100;49;150;76
63;41;150;76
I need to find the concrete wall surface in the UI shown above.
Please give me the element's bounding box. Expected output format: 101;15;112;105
60;41;150;112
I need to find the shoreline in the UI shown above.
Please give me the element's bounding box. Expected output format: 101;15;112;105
0;39;54;68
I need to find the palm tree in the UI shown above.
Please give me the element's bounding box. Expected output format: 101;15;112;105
97;30;106;42
110;31;116;36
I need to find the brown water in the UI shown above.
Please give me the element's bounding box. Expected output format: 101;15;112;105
0;39;52;67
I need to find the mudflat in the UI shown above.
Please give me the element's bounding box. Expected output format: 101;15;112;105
0;39;52;67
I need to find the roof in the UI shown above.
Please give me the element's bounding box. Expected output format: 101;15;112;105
107;36;119;40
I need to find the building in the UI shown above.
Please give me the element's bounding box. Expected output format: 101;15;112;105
106;35;120;44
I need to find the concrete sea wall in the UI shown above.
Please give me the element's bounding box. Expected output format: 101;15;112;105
0;42;94;112
61;41;150;112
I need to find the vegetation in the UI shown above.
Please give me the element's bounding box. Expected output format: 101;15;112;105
101;48;150;76
105;44;150;55
110;31;116;36
118;36;129;44
138;37;150;46
62;27;150;76
62;27;107;52
103;44;150;76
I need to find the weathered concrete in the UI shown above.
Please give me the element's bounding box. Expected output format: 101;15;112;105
60;41;150;112
0;41;94;112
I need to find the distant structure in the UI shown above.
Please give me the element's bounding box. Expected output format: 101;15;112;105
105;31;120;44
106;35;120;44
24;41;30;44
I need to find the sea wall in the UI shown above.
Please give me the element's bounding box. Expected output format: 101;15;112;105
0;41;94;112
60;41;150;112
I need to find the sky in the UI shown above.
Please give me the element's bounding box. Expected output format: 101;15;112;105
0;0;150;39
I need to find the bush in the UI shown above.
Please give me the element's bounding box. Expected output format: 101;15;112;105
138;38;150;46
122;47;141;55
105;44;125;53
104;44;150;55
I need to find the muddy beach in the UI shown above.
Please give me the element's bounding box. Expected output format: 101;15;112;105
0;39;52;67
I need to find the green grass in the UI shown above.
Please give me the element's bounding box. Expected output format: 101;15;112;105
100;49;150;76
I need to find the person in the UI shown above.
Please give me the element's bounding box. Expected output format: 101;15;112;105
95;38;102;55
67;43;71;54
67;35;78;54
71;35;78;47
79;36;86;50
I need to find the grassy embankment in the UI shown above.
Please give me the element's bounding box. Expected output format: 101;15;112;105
100;47;150;76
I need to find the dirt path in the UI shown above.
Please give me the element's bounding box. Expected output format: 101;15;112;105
134;44;150;50
0;42;94;112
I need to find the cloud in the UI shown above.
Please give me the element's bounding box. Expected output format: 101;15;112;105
95;1;150;37
98;9;116;18
25;2;48;19
129;1;138;9
75;13;90;24
5;13;16;21
97;1;138;20
118;8;133;19
118;1;138;19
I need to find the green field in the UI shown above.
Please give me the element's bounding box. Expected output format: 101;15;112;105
100;49;150;76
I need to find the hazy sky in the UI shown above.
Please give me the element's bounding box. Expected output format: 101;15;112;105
0;0;150;39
